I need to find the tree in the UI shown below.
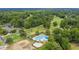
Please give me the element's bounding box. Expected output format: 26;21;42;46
19;29;27;38
11;29;16;33
60;37;71;50
2;30;7;35
39;41;62;50
43;16;52;29
35;31;40;35
69;28;79;42
6;38;14;45
53;28;62;41
45;29;50;35
53;21;58;27
0;26;7;35
60;17;78;29
53;28;71;50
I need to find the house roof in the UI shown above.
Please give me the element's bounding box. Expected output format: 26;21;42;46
32;34;48;41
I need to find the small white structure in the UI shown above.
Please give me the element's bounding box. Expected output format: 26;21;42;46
33;42;43;48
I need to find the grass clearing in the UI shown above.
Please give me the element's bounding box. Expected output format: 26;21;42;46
24;25;46;35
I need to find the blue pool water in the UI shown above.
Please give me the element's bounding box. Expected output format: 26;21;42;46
33;34;48;41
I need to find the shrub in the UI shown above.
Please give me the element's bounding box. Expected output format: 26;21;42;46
0;41;4;46
53;21;58;27
6;38;14;45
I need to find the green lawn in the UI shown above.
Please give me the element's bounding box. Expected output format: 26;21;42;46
24;25;46;35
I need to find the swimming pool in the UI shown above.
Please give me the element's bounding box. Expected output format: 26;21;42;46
32;34;48;41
